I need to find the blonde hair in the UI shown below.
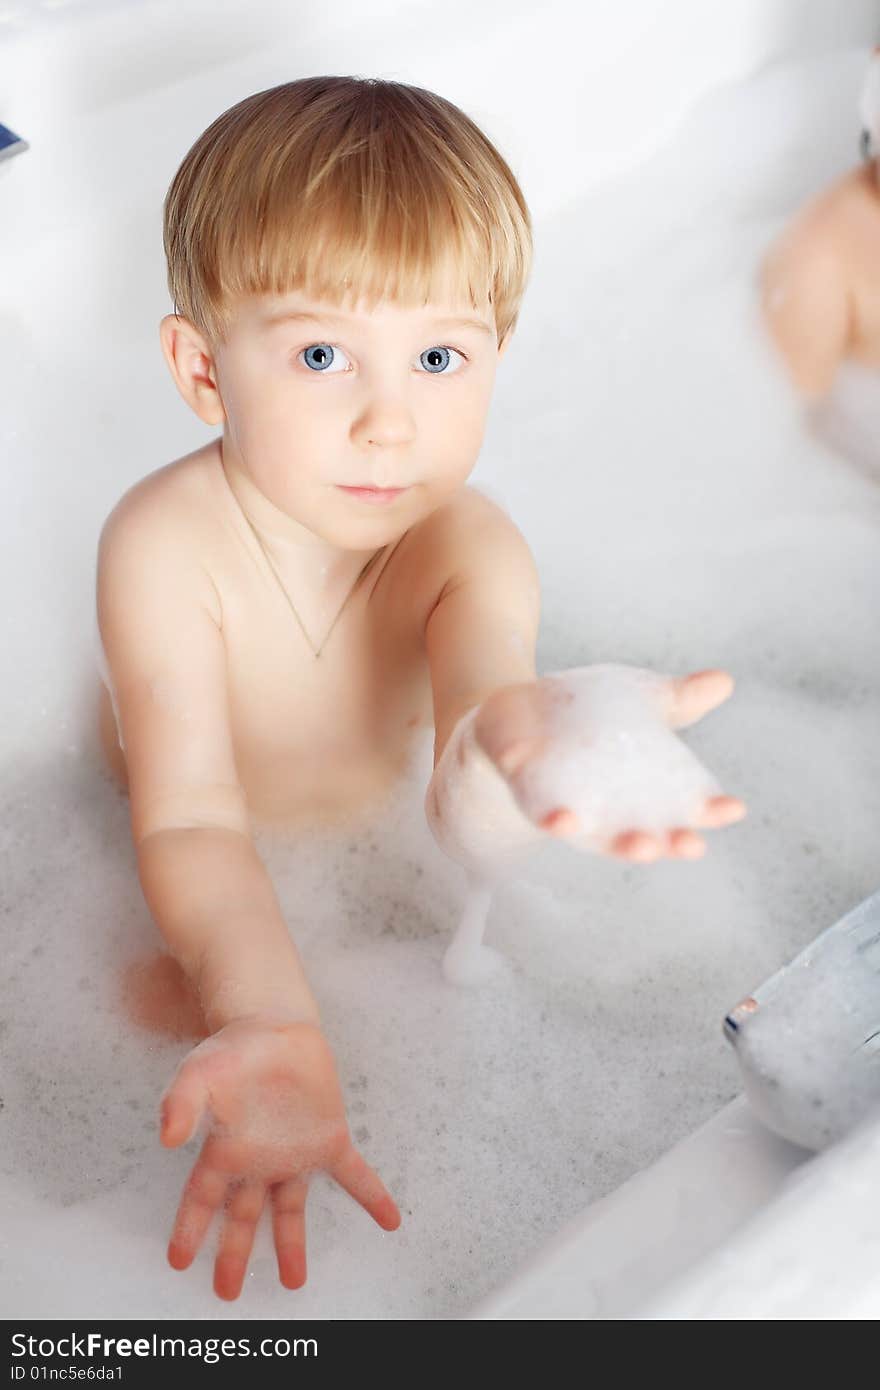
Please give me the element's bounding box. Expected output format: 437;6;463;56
163;76;532;349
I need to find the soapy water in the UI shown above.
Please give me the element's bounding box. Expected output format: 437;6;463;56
441;877;501;987
511;665;721;844
810;360;880;485
4;48;880;1317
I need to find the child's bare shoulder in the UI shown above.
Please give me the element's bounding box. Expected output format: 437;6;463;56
100;442;221;544
98;443;224;610
408;484;531;577
405;483;536;614
396;484;535;627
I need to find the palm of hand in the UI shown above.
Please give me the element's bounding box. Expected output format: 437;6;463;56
474;665;746;861
160;1018;400;1300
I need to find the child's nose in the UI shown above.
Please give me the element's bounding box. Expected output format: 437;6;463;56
352;395;416;452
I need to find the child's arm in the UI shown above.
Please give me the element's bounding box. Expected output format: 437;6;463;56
422;495;546;874
97;487;399;1298
97;485;316;1029
425;495;541;762
423;497;745;873
135;828;316;1032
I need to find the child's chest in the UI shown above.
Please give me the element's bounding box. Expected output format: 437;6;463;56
208;531;436;827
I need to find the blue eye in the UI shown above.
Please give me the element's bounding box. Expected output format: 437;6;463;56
300;343;350;373
298;342;465;374
418;346;465;374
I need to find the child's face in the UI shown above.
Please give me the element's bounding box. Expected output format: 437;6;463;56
210;288;508;547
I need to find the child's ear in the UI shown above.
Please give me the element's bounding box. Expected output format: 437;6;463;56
158;314;226;426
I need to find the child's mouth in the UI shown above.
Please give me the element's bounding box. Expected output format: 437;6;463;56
337;485;409;505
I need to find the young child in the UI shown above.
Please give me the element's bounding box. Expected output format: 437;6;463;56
95;76;745;1302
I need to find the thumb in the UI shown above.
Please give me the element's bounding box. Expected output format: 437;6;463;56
159;1062;210;1148
665;669;734;729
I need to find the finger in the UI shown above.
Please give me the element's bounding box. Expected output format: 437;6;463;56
496;736;549;777
271;1178;310;1290
214;1180;267;1302
667;828;706;859
539;807;580;837
159;1066;211;1148
608;831;663;862
167;1153;228;1270
692;795;748;829
665;669;734;729
329;1145;401;1231
473;686;549;768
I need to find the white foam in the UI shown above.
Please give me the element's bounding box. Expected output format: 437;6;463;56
441;877;500;986
512;665;721;846
810;358;880;484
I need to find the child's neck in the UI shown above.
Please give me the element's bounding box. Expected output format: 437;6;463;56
218;436;381;601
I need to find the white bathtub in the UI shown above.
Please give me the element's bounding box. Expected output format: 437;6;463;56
2;0;880;1320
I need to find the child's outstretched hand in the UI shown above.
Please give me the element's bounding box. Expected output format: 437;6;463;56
471;664;746;861
159;1017;400;1300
